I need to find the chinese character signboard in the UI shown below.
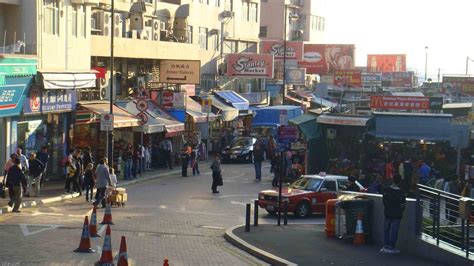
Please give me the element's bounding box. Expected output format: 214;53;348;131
298;44;355;75
260;40;304;60
367;54;407;72
362;73;382;87
370;95;430;110
23;86;77;114
333;70;362;88
442;76;474;96
226;54;274;78
381;72;414;88
159;60;201;84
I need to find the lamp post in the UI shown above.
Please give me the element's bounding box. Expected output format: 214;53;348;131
424;46;428;81
109;0;115;169
466;56;474;75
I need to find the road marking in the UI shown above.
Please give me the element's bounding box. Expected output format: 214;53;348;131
0;214;14;223
225;173;246;180
159;205;168;209
200;225;226;230
31;211;63;217
230;201;247;206
19;224;61;237
176;210;232;217
217;194;256;199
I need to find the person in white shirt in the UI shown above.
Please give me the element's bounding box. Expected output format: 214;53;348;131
16;148;29;173
109;168;117;188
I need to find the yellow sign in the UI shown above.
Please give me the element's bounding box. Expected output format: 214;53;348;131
159;60;201;84
201;99;212;113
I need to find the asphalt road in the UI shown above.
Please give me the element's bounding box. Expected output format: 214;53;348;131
0;161;324;265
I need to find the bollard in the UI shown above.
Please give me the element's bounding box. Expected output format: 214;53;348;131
245;203;251;232
284;201;288;226
254;200;259;226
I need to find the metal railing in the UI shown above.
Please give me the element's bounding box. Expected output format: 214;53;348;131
417;184;473;258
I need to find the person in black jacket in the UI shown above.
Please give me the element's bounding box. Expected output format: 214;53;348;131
270;153;282;187
27;152;44;197
381;174;406;254
344;176;361;192
6;158;27;212
253;143;264;182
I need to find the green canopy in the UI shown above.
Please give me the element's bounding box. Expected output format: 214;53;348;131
0;57;37;77
289;114;320;140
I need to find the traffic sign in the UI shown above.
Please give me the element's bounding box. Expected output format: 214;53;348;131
100;114;114;131
136;99;148;112
136;112;148;125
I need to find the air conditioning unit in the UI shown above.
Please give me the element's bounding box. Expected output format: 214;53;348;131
113;13;122;38
160;21;167;41
151;19;160;41
96;11;113;36
139;28;152;40
326;128;336;140
99;75;109;100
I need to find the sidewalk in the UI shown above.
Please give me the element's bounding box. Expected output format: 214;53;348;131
0;163;203;214
226;224;450;266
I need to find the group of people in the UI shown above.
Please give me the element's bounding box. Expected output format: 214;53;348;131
180;142;201;177
122;143;150;181
1;147;49;212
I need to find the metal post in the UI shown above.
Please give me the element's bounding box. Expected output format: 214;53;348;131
254;199;258;226
277;151;284;226
284;201;288;226
436;192;441;246
467;219;470;258
109;0;115;169
416;186;422;236
424;46;428;81
456;141;461;175
467;57;470;75
282;7;287;105
2;30;6;53
245;203;251;232
462;219;465;251
140;131;144;177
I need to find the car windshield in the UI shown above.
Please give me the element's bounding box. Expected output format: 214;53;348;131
230;138;253;147
289;177;323;191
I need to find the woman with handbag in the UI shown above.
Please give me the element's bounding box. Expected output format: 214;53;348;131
210;154;223;194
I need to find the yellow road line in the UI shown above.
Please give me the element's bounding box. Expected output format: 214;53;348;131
0;214;14;223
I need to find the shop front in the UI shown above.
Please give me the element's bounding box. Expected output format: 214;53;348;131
0;56;37;175
214;91;253;135
289;114;321;175
204;95;239;154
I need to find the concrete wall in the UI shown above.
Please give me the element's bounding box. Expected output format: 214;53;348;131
260;0;284;41
338;191;471;265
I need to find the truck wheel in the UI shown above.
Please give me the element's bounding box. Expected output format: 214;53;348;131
295;202;310;218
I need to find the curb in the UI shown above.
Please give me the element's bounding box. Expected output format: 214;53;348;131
224;224;297;266
0;167;186;214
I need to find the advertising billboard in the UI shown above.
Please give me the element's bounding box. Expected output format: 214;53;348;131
367;54;407;72
370;95;430;110
333;69;362;87
298;44;355;75
381;72;414;88
442;76;474;95
226;53;274;78
362;73;382;87
260;40;304;60
285;68;306;85
159;60;201;84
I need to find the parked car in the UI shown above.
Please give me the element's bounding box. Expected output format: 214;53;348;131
221;137;257;163
258;174;366;218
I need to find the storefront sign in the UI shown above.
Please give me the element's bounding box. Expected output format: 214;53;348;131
226;54;274;78
333;70;362;87
285;68;306;85
0;83;28;117
317;115;370;126
279;110;288;125
260;40;304;60
24;87;77;114
159;60;201;84
239;92;269;105
100;113;114;131
279;125;298;141
298;44;355;74
182;84;196;96
370;95;430;110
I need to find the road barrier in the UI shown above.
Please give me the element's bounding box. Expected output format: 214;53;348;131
100;204;114;225
90;206;101;238
117;236;129;266
74;216;95;253
245;203;251;232
97;225;114;265
254;200;259;226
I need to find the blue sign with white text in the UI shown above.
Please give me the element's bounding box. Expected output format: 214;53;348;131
0;77;31;118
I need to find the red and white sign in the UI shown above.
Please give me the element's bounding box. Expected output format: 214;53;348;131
298;44;355;74
370;95;430;110
333;70;362;87
100;114;114;131
136;99;148;112
367;54;407;73
29;87;41;112
260;40;304;60
226;54;274;78
136;112;148;125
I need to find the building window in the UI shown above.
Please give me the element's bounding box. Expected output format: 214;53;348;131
187;25;193;44
213;34;219;51
214;0;220;7
321;17;325;31
71;8;77;37
80;6;87;37
199;27;208;50
43;0;59;35
249;3;257;22
241;2;248;21
259;26;267;38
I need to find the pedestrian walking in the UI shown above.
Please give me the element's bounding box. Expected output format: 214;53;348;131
122;143;133;180
83;163;95;202
180;143;191;177
210;154;223;194
270;153;281;187
381;174;406;254
94;158;111;208
417;161;431;185
26;152;44;197
253;143;264;182
160;138;173;169
16;148;29;173
3;154;17;206
64;160;76;194
132;145;140;179
72;149;83;195
191;145;200;176
37;146;49;185
5;158;27;212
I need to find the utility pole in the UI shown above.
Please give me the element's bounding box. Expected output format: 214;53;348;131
424;46;428;81
109;0;115;169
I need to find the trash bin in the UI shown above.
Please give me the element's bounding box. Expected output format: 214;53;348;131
335;196;372;241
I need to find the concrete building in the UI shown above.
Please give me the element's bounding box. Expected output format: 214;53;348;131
259;0;326;43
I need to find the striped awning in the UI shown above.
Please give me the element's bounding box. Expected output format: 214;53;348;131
76;102;140;128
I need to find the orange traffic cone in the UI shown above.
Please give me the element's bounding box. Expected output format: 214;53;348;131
96;225;113;265
353;213;365;246
163;258;169;266
74;216;95;253
90;206;101;237
100;204;114;225
117;236;128;266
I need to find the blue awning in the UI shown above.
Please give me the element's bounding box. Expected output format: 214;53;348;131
374;112;452;141
215;91;250;111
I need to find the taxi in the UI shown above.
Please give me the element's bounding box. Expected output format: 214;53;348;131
257;173;365;218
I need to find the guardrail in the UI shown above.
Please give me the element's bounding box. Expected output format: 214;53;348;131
416;184;473;258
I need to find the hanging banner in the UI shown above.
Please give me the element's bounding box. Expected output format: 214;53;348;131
226;54;274;78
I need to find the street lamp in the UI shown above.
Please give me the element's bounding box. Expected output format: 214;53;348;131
108;0;115;169
466;56;474;75
424;46;428;81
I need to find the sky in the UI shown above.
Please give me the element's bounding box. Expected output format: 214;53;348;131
323;0;474;81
